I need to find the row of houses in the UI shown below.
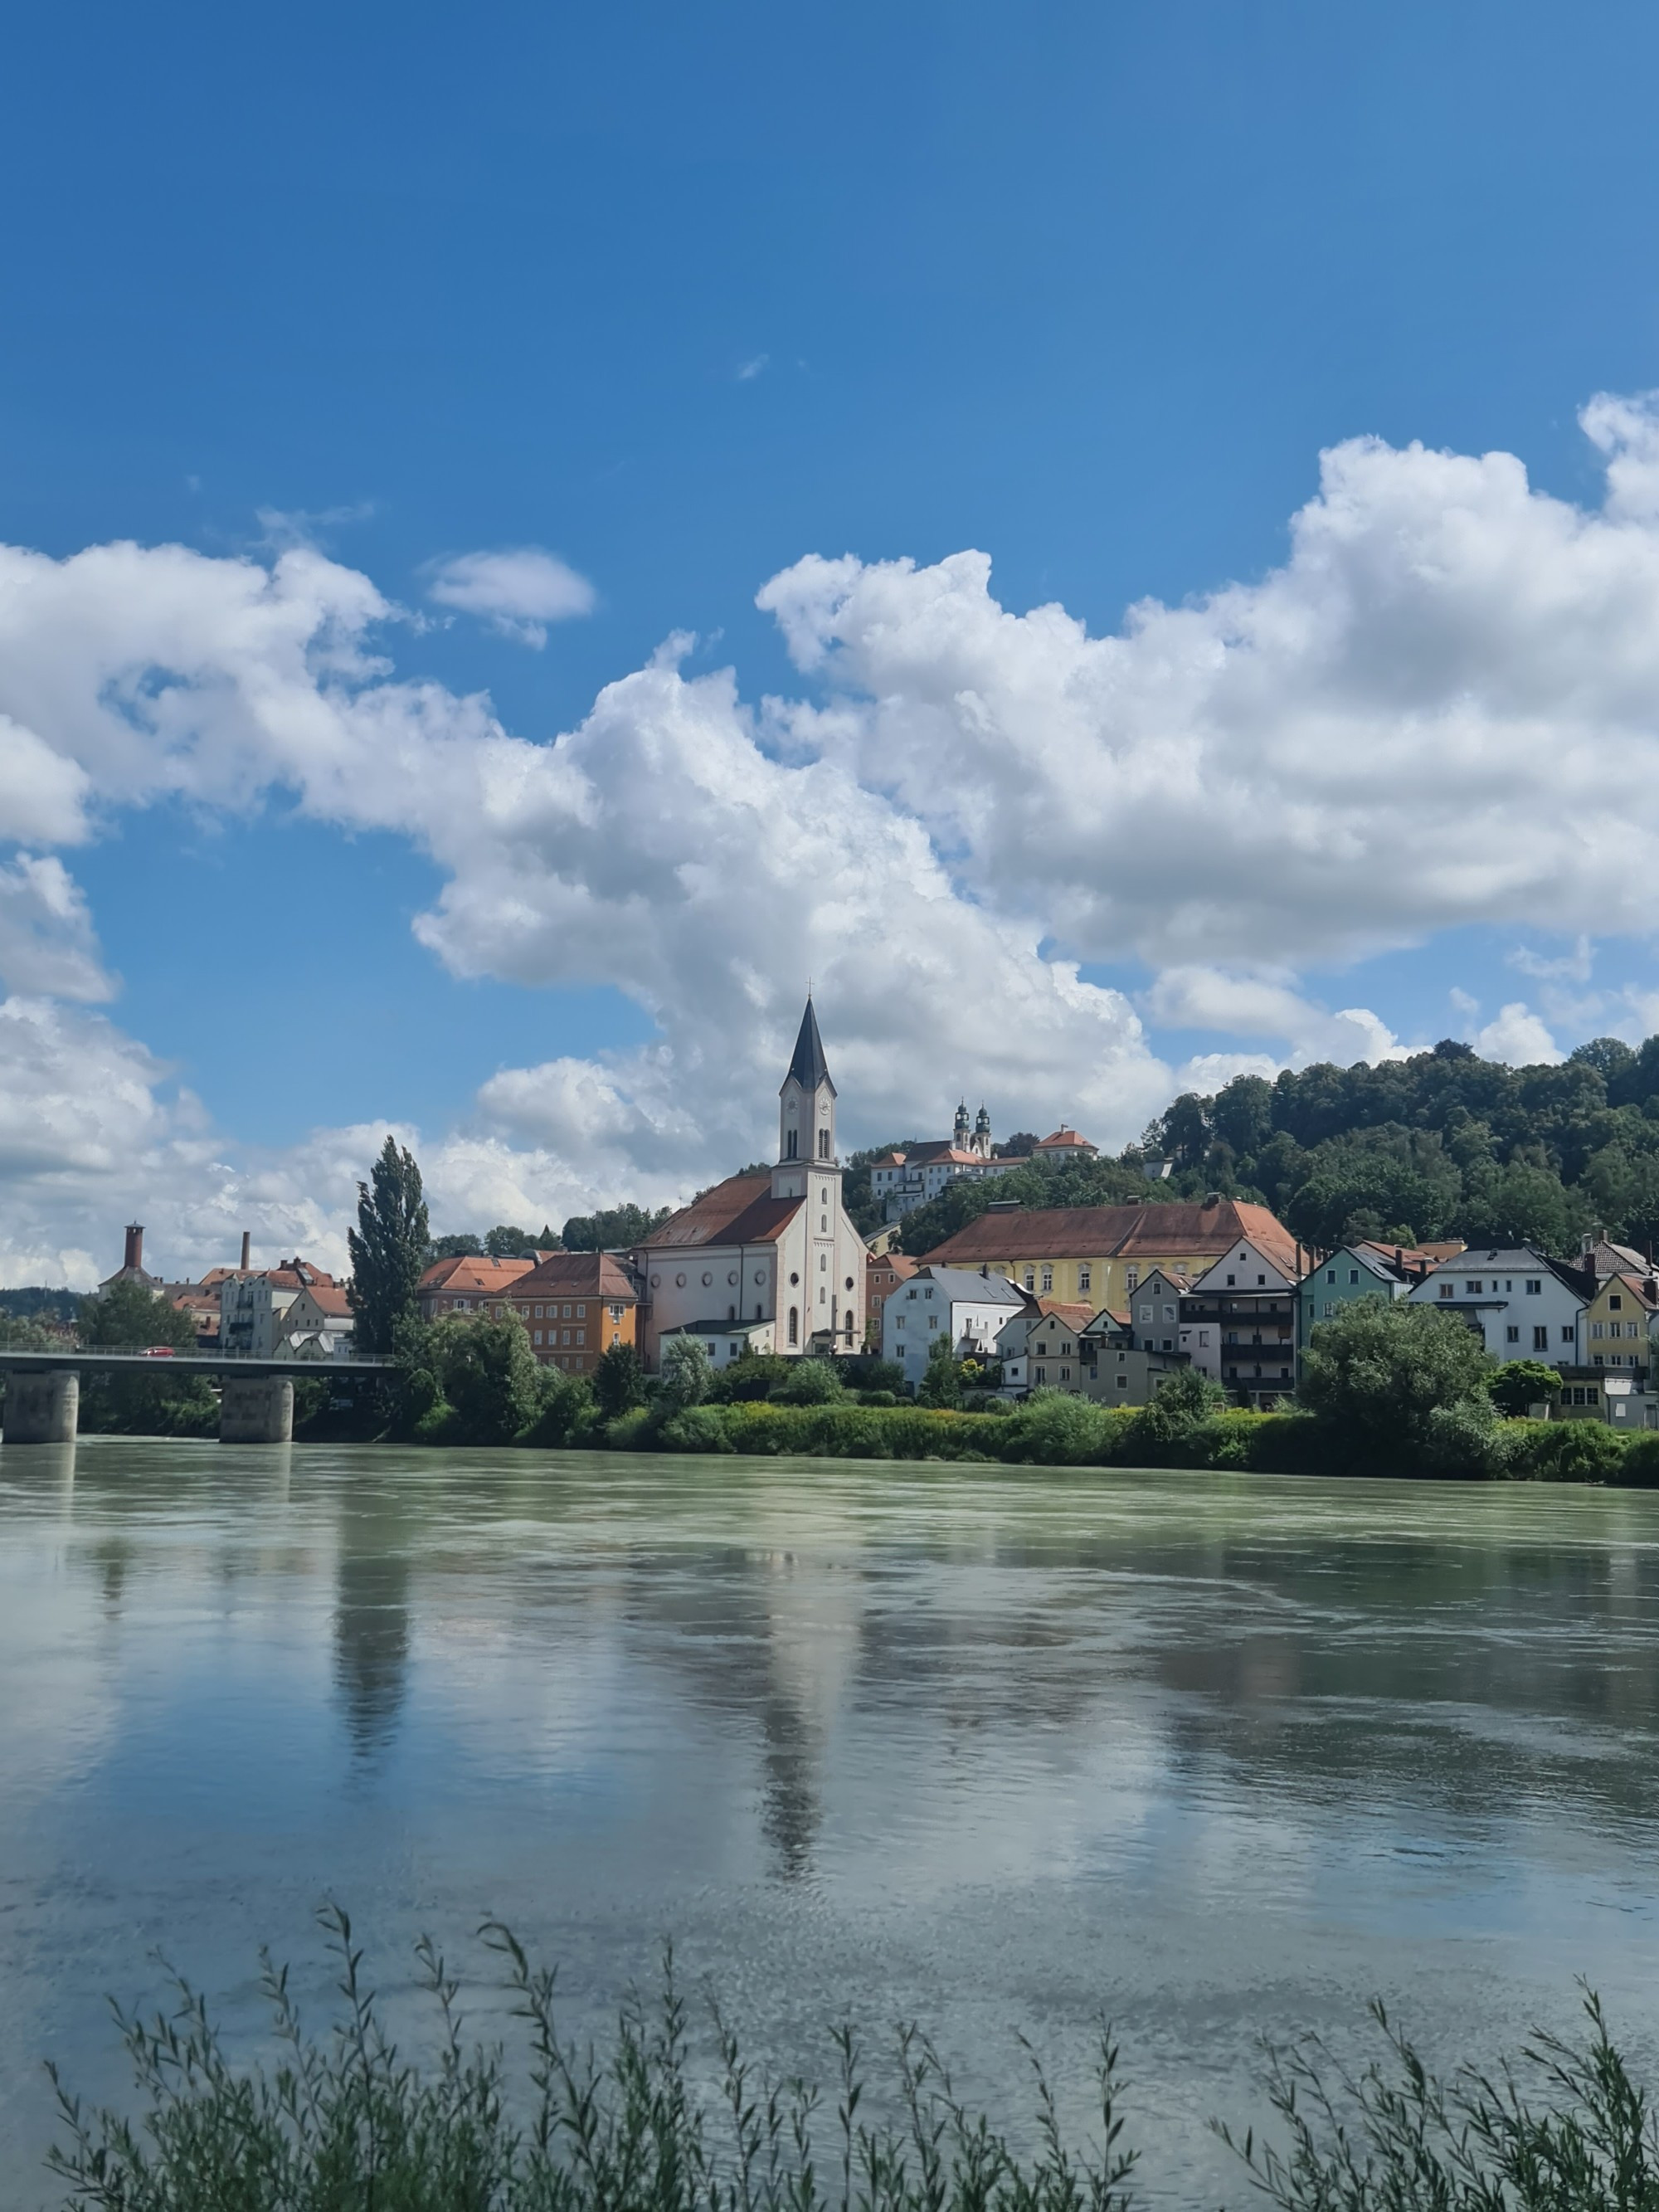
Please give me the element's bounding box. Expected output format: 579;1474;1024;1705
868;1208;1659;1426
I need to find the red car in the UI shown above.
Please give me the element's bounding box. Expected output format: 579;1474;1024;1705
141;1346;176;1358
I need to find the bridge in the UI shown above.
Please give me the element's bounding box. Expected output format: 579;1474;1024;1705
0;1347;392;1445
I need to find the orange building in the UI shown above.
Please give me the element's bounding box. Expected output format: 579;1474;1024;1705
507;1252;641;1374
864;1246;917;1346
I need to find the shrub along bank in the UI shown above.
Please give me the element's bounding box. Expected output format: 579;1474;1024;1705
363;1312;1659;1485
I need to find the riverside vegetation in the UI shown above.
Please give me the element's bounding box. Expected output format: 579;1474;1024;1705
41;1907;1659;2212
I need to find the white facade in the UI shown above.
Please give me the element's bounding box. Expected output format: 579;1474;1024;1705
1405;1247;1589;1367
1182;1238;1298;1386
883;1265;1029;1391
635;1001;867;1367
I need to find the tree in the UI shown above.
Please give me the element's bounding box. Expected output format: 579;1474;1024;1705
659;1335;710;1411
771;1356;845;1405
433;1313;542;1442
1487;1359;1564;1417
593;1342;645;1417
348;1138;430;1355
0;1311;53;1351
429;1233;484;1260
993;1133;1039;1158
562;1205;672;1252
484;1224;542;1259
917;1332;962;1408
78;1279;197;1349
1299;1296;1495;1472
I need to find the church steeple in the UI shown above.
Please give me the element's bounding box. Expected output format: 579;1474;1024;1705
778;996;838;1167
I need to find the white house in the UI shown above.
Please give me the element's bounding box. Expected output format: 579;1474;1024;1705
659;1317;777;1371
273;1284;357;1362
995;1300;1093;1392
633;999;868;1368
1404;1245;1593;1367
1182;1236;1299;1398
221;1257;338;1357
884;1264;1031;1391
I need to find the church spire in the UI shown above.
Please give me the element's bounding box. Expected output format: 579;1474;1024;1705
783;996;835;1098
777;996;838;1167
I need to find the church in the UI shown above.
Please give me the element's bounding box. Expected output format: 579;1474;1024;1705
631;999;868;1369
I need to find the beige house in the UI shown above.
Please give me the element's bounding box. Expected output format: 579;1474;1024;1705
922;1197;1300;1314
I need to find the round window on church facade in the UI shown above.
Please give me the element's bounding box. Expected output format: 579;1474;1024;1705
675;1273;686;1287
650;1274;660;1289
701;1271;713;1285
754;1269;765;1283
790;1272;799;1285
728;1271;738;1285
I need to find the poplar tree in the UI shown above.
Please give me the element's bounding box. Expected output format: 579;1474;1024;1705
348;1138;430;1355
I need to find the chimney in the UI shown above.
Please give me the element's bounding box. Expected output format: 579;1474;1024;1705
124;1222;144;1273
240;1230;251;1271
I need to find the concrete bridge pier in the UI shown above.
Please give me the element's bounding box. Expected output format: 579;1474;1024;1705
3;1370;80;1445
221;1376;294;1445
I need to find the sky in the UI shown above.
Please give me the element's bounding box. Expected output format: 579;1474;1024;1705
5;0;1659;1284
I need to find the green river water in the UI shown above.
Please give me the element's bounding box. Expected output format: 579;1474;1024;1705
3;1440;1659;2204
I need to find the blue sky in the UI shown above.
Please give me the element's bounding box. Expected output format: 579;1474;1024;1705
5;0;1659;1277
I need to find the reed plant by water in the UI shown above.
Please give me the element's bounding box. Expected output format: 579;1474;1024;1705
41;1908;1659;2212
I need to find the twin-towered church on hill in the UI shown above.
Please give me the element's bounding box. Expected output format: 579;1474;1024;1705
635;998;869;1368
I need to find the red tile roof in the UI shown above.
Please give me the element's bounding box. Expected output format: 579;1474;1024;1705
922;1198;1298;1274
418;1255;538;1294
1033;1128;1097;1151
512;1251;640;1301
639;1173;804;1249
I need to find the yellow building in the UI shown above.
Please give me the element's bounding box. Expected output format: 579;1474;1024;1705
1582;1270;1657;1373
918;1198;1301;1313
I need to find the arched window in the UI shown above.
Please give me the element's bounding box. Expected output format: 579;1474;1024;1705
786;1130;798;1159
788;1307;799;1346
817;1128;831;1158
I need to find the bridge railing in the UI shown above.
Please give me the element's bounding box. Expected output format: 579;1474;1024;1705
6;1344;392;1365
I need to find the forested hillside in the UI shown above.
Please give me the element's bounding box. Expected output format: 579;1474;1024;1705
893;1037;1659;1262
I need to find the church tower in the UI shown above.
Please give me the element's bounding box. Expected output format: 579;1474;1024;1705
954;1100;971;1149
975;1104;992;1159
777;996;838;1168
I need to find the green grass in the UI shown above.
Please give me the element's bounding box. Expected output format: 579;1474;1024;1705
41;1911;1659;2212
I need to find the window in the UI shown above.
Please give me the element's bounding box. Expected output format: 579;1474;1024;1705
1258;1274;1267;1286
1525;1279;1541;1295
561;1329;571;1346
1041;1267;1053;1292
1138;1303;1152;1321
562;1303;572;1319
1117;1374;1128;1390
1060;1367;1071;1381
1610;1294;1624;1311
1506;1325;1520;1343
1226;1274;1236;1287
1034;1365;1047;1381
1466;1281;1482;1295
1562;1326;1575;1344
928;1313;938;1329
1079;1265;1092;1292
729;1344;739;1360
895;1315;905;1329
788;1308;799;1345
786;1130;797;1158
1163;1303;1175;1321
820;1253;827;1271
576;1329;585;1347
1348;1269;1360;1284
818;1128;831;1158
1534;1326;1549;1351
1438;1284;1454;1299
1198;1330;1209;1347
923;1286;933;1299
577;1303;586;1318
610;1303;623;1321
705;1341;717;1357
1594;1354;1604;1368
533;1304;542;1318
1592;1321;1605;1339
533;1329;543;1346
1126;1269;1138;1292
1323;1302;1334;1317
1326;1268;1336;1284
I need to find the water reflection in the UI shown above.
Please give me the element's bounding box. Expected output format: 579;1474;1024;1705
6;1447;1659;2204
333;1498;411;1759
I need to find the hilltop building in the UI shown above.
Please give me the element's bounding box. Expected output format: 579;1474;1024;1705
868;1101;1022;1221
633;998;867;1367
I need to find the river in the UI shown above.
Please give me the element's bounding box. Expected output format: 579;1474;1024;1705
3;1440;1659;2204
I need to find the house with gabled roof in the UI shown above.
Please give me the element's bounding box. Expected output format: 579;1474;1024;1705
1405;1245;1594;1368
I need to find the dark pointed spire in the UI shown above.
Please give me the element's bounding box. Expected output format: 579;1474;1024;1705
783;996;835;1095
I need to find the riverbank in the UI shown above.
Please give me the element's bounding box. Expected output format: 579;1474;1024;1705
45;1912;1653;2212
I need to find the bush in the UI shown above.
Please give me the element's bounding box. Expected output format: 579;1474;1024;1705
998;1390;1124;1466
1488;1358;1564;1418
1615;1430;1659;1487
769;1357;845;1406
1511;1419;1628;1485
658;1402;736;1453
430;1315;542;1444
593;1342;646;1417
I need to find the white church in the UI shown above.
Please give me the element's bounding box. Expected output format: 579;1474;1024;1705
633;999;868;1369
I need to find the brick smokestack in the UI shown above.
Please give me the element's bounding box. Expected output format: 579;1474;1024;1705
124;1223;144;1273
241;1230;251;1271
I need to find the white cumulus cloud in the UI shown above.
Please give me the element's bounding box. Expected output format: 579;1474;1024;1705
7;395;1659;1272
425;548;596;646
